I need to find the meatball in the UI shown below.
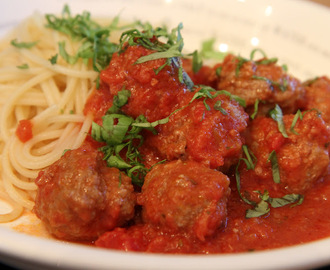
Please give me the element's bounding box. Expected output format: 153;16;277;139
142;91;248;170
182;58;216;87
99;44;190;122
303;76;330;124
137;160;231;241
242;110;330;194
33;143;136;241
212;53;305;115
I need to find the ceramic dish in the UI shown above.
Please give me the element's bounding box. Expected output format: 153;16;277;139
0;0;329;269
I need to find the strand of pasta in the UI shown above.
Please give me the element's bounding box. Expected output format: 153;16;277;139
0;14;96;222
0;188;24;222
0;70;55;141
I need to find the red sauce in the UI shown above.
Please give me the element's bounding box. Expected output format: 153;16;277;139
15;119;33;142
35;42;330;254
95;175;330;253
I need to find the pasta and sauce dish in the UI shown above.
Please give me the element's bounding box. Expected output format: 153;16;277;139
0;5;330;256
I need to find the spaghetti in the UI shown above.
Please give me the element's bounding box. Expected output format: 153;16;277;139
0;12;97;222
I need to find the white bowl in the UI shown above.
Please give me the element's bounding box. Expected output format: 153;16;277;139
0;0;329;269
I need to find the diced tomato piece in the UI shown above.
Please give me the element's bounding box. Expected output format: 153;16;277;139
15;119;33;143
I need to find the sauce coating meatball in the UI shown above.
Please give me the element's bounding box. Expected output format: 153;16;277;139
142;91;248;170
212;54;305;115
303;76;330;124
137;160;231;241
99;44;190;122
242;110;330;194
33;143;136;241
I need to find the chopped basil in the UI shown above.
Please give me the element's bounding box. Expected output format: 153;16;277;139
235;145;257;205
191;50;203;73
250;48;267;60
269;104;288;138
246;190;303;218
214;100;227;115
235;146;302;218
134;40;183;64
215;66;222;77
250;99;260;120
235;56;248;77
189;86;246;113
267;150;281;184
200;38;227;60
58;41;77;65
246;199;270;218
91;89;174;185
49;54;58;65
268;193;304;208
290;109;303;135
281;64;288;72
11;39;38;49
217;89;246;108
252;75;288;92
16;63;29;69
45;5;120;84
119;22;194;89
107;88;131;114
235;49;289;90
242;145;256;170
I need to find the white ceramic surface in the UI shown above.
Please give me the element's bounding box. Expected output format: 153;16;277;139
0;0;330;269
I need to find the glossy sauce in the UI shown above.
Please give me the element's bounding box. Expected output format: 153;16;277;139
35;42;330;254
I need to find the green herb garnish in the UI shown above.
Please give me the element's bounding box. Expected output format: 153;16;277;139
45;5;121;84
269;104;288;138
11;39;38;49
235;145;303;218
16;63;29;69
246;190;303;218
119;22;194;89
267;150;280;184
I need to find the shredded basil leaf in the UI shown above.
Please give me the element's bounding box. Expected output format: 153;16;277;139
91;89;175;185
191;50;203;73
267;150;281;184
16;63;29;69
45;5;121;81
252;75;288;92
250;99;260;120
246;199;270;218
235;146;302;218
246;190;303;218
268;194;304;208
269;104;288;138
290;109;303;135
11;39;38;49
119;22;194;89
107;88;131;114
215;66;222;77
49;54;58;65
214;100;227;115
234;145;257;205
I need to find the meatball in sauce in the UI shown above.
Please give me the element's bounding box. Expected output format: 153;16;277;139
33;143;136;241
138;160;231;241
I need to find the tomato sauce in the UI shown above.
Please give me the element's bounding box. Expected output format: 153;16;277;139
35;39;330;254
95;174;330;253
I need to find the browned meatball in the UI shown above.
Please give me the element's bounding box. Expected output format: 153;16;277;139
303;76;330;124
141;91;248;171
137;160;231;241
242;110;330;194
212;54;305;115
33;143;136;241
